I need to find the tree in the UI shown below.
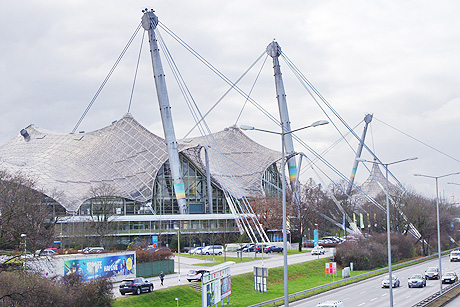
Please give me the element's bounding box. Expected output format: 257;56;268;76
0;170;61;259
86;183;119;247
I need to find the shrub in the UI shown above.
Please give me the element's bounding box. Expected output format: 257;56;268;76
136;249;172;263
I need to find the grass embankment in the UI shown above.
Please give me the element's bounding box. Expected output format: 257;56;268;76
113;257;368;307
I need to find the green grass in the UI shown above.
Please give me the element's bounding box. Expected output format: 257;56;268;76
113;258;369;307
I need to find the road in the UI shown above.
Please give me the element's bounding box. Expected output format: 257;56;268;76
291;255;459;307
113;249;331;298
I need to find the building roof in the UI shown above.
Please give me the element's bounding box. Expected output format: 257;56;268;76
0;113;280;212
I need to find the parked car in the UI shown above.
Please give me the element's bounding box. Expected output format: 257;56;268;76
35;249;57;257
255;244;270;253
311;246;325;255
242;245;256;252
264;245;283;253
45;247;58;253
381;275;400;288
442;272;458;284
119;278;153;295
408;274;426;288
450;250;460;262
80;247;105;254
425;267;440;280
202;245;224;255
237;243;254;251
186;269;209;282
189;247;203;255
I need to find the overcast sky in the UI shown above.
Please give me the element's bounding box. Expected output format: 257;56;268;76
1;1;460;201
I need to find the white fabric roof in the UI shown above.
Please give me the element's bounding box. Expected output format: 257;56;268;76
0;113;280;212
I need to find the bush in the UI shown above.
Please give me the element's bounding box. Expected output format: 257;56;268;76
0;271;113;307
335;233;416;270
136;249;172;263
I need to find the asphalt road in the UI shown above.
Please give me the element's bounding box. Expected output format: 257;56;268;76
113;249;331;298
290;254;459;307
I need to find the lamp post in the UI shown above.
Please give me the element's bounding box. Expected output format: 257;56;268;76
357;157;417;307
241;119;328;306
414;171;460;294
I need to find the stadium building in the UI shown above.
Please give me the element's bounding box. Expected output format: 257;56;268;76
0;113;283;247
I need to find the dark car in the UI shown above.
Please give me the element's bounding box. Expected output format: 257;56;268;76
425;267;440;280
238;243;254;251
119;278;153;295
264;245;283;253
442;272;458;284
187;269;209;282
255;244;270;253
242;245;256;252
408;274;426;288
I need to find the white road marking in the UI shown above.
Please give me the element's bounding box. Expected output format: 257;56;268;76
370;298;378;301
358;303;366;306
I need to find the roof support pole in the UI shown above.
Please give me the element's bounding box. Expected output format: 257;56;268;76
266;41;297;190
142;10;188;214
346;113;373;195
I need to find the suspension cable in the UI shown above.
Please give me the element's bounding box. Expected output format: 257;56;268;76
71;23;142;133
128;29;145;113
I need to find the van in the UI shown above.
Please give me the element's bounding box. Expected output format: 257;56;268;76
316;300;344;307
82;247;105;254
202;245;224;255
450;250;460;262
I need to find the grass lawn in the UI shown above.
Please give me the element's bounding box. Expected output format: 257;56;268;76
113;257;368;307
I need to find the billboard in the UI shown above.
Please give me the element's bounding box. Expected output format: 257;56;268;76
64;253;135;281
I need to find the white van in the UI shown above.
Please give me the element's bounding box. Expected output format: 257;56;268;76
202;245;224;255
450;250;460;262
316;300;344;307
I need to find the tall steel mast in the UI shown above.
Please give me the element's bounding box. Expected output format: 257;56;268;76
266;41;297;189
346;113;373;195
142;10;188;214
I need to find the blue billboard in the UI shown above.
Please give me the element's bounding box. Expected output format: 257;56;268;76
64;253;135;281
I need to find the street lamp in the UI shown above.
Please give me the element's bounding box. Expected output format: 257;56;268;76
357;157;417;307
241;119;328;306
414;171;460;294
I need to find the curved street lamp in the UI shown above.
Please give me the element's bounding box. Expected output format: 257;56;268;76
241;119;328;306
357;157;417;307
414;171;460;294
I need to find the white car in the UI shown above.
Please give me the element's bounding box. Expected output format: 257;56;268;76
189;247;203;255
311;246;325;255
316;300;344;307
202;245;224;255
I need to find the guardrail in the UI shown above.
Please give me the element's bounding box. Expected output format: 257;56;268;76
411;281;460;307
248;251;451;307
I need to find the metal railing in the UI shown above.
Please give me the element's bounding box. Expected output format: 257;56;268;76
248;252;448;307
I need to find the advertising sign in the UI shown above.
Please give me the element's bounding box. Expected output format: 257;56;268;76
325;262;337;274
64;253;135;281
206;280;221;306
221;275;231;299
314;229;319;247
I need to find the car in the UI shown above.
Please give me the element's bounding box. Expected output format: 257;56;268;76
237;243;254;251
255;244;270;253
35;249;57;257
186;269;209;282
425;267;440;280
242;245;256;252
442;272;458;284
311;246;325;255
316;300;344;307
381;275;400;288
450;250;460;262
408;274;426;288
189;247;203;255
45;248;58;253
202;245;224;255
264;245;283;253
119;278;153;295
81;247;105;254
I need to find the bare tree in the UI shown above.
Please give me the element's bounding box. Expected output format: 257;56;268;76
86;183;119;247
0;170;61;261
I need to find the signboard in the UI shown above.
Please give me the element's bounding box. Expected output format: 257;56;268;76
152;236;158;248
325;262;337;274
202;262;234;307
64;253;135;281
314;229;319;247
254;266;268;293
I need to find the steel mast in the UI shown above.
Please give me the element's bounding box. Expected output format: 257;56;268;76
142;10;188;214
266;41;298;189
346;113;373;195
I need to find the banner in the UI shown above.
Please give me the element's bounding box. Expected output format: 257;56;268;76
64;253;135;281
